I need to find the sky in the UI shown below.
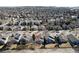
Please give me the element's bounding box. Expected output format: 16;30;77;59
0;0;79;7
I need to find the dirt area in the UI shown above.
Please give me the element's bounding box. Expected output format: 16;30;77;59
0;43;79;53
0;48;79;53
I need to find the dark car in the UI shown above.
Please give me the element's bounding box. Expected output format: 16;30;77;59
42;36;55;45
18;38;27;45
67;34;79;47
54;35;67;45
0;39;5;45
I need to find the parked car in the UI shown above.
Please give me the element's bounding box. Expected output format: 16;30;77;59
67;34;79;47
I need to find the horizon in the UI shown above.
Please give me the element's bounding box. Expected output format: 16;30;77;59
0;6;79;8
0;0;79;7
